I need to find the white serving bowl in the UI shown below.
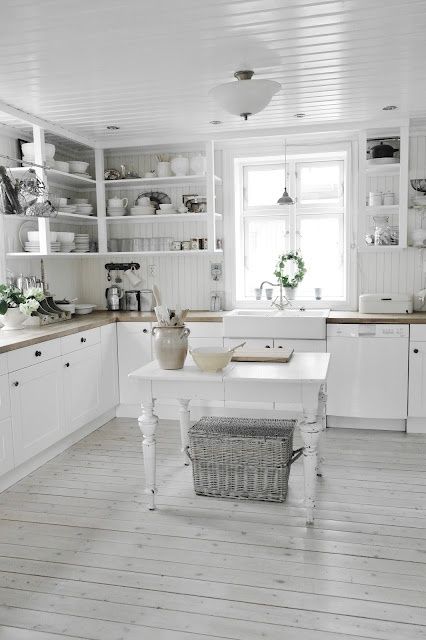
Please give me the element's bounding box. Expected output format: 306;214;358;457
27;231;58;242
190;347;234;373
74;304;96;315
55;302;76;314
22;142;55;160
159;203;174;211
56;232;75;243
54;161;69;172
69;161;89;174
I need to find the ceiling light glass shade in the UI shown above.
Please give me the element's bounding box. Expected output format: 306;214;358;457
209;71;281;120
277;188;294;205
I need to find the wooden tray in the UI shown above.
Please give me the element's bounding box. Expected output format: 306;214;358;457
232;347;294;363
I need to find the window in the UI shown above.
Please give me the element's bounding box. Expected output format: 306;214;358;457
235;153;348;304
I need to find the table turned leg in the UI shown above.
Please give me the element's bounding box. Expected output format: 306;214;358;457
178;398;191;465
299;414;322;526
138;401;158;511
316;384;327;478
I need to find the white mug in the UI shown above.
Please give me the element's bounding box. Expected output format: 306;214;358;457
108;197;128;208
124;268;142;287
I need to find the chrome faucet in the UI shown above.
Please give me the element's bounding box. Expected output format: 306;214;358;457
258;281;291;310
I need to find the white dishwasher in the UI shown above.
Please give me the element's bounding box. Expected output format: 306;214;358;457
326;324;409;430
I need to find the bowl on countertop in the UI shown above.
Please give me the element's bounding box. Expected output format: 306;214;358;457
190;347;235;373
74;304;96;315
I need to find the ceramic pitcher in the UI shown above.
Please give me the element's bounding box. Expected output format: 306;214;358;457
152;325;190;370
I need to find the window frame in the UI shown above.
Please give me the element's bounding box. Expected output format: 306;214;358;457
225;142;357;310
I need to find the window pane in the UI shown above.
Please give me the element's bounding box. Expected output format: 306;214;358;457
243;218;288;298
296;215;344;299
245;165;285;207
298;162;343;207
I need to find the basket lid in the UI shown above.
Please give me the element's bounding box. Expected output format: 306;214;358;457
189;416;297;438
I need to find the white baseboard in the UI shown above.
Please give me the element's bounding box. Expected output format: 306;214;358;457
406;417;426;434
327;415;406;431
0;408;116;493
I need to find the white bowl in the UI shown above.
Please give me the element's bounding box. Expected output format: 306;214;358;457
22;142;55;160
159;203;174;211
55;302;75;314
74;304;96;315
69;161;89;174
27;231;58;242
54;161;69;172
56;232;75;243
190;347;234;373
107;209;126;216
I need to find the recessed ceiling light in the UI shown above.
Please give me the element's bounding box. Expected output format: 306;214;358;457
106;125;120;130
382;105;398;111
210;120;223;125
294;113;306;118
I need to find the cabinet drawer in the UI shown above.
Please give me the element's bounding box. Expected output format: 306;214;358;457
186;322;223;339
410;325;426;341
0;354;8;376
0;374;11;421
8;338;61;372
60;327;101;355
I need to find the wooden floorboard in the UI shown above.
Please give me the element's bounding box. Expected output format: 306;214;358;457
0;419;425;640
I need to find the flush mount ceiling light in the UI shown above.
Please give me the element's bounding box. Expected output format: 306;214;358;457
277;140;294;206
382;105;398;111
209;70;281;121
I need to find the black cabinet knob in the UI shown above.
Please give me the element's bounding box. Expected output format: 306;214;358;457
35;350;42;357
142;328;148;334
13;381;19;387
265;345;271;348
414;348;419;354
278;345;283;349
65;362;70;368
80;337;87;343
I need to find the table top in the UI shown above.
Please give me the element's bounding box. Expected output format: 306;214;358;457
129;352;330;384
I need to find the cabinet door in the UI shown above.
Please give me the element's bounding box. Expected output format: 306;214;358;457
409;341;426;416
62;345;101;435
0;418;14;475
10;359;64;466
100;324;119;413
274;339;326;352
117;323;152;405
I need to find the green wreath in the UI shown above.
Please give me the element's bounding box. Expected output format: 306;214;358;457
274;251;306;289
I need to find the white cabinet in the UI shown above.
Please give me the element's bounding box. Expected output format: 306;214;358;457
408;340;426;417
117;323;152;405
62;344;101;435
10;359;64;466
100;324;119;412
0;374;13;475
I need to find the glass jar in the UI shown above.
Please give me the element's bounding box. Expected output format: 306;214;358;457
373;215;392;245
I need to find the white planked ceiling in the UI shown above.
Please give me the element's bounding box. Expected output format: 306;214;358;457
2;0;426;145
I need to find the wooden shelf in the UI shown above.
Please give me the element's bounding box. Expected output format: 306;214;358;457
365;163;400;175
104;174;222;187
105;212;222;223
358;245;403;252
9;166;96;189
364;205;399;213
6;249;223;258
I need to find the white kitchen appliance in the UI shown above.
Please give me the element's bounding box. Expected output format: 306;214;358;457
326;324;409;430
359;293;413;314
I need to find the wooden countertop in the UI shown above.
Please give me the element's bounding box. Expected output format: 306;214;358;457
2;309;426;354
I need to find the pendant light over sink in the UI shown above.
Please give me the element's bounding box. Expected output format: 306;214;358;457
277;140;294;205
209;70;281;121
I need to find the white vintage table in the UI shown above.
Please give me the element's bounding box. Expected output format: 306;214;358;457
129;353;330;524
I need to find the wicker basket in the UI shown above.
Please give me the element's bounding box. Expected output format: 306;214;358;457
188;417;301;502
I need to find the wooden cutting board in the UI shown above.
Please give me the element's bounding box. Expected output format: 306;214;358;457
231;346;294;363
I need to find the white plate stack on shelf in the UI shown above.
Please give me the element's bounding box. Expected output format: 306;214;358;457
129;204;155;216
25;241;60;253
57;232;76;253
107;205;127;217
60;204;77;214
74;234;90;253
75;203;94;215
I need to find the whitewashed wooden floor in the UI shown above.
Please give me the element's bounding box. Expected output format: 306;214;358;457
0;419;425;640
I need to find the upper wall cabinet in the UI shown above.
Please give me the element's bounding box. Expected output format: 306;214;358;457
358;123;409;252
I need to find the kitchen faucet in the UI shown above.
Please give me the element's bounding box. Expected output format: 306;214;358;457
258;281;292;310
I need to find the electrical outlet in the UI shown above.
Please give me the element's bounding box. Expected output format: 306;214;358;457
210;262;222;281
148;264;157;277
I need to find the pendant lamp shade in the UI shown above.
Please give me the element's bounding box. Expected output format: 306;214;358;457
209;70;281;120
277;139;294;205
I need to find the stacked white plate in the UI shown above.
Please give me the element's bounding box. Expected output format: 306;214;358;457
60;242;76;253
59;204;77;214
107;207;127;217
130;205;155;216
75;204;94;215
25;241;60;253
74;234;90;252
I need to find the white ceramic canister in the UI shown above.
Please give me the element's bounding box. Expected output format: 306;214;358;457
368;192;383;207
190;154;207;175
157;161;172;177
170;156;189;176
152;325;190;370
